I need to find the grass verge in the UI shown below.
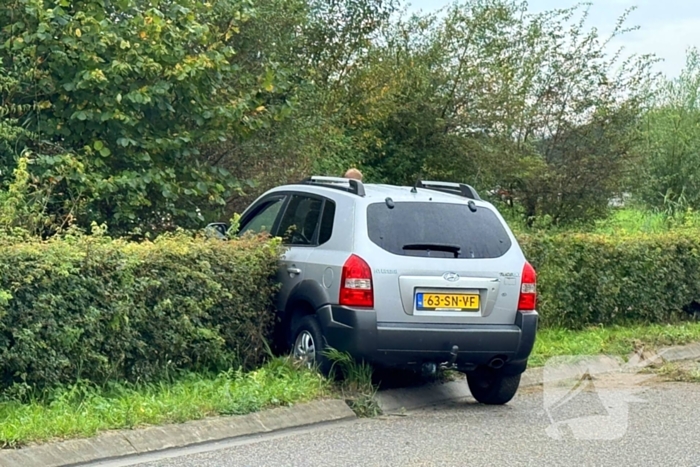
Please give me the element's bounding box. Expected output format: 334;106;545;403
505;207;700;236
0;358;329;448
325;349;380;418
651;363;700;383
530;322;700;367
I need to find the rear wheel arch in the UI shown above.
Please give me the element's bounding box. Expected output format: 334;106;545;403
285;280;331;311
283;286;325;339
283;281;331;327
282;280;334;355
286;300;316;339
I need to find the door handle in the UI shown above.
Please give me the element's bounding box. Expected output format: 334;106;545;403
287;267;302;276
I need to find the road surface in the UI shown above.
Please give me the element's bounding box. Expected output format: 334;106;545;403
92;380;700;467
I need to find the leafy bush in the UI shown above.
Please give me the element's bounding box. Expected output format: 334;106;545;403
520;232;700;329
0;231;280;390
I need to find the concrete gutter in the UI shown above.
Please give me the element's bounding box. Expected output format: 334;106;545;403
0;399;356;467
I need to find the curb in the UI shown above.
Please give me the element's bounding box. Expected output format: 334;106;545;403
375;342;700;414
657;342;700;362
0;399;356;467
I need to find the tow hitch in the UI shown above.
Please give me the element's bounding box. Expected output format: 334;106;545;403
439;345;459;371
421;346;460;376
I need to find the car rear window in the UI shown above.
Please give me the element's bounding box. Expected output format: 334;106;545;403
366;202;512;259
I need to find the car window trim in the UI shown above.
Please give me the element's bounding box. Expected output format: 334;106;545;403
317;198;336;246
316;199;328;245
237;194;287;236
275;191;332;248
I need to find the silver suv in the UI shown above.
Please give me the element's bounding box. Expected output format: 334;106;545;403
223;176;538;405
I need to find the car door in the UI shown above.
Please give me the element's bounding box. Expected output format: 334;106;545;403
236;194;288;310
274;193;326;312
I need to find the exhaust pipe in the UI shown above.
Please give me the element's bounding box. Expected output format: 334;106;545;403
488;357;505;369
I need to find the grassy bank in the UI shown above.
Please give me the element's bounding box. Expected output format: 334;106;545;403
0;358;328;448
530;322;700;367
503;206;700;235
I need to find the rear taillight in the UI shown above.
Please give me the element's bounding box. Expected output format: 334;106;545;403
518;261;537;311
339;254;374;308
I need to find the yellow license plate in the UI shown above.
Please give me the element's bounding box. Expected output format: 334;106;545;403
417;293;480;311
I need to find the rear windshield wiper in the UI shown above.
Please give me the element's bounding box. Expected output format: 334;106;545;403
402;243;462;257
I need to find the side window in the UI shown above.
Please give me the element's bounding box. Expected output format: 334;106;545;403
238;197;285;236
277;195;324;245
318;200;336;245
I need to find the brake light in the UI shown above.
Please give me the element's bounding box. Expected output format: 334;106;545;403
518;261;537;311
340;254;374;308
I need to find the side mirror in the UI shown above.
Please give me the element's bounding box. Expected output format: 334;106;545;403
205;222;230;240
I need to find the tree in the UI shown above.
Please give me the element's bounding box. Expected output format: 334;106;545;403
635;48;700;214
0;69;52;233
197;0;399;216
343;0;655;225
0;0;661;232
0;0;291;235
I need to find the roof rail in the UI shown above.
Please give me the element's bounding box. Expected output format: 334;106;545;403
298;176;366;197
414;180;481;200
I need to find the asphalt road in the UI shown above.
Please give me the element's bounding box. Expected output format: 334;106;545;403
95;380;700;467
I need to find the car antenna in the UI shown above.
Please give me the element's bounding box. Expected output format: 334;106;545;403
411;174;422;194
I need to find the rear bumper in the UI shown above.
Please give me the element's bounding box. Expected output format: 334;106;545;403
317;305;538;374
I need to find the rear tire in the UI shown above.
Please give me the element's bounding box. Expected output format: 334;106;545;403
291;315;332;376
467;366;521;405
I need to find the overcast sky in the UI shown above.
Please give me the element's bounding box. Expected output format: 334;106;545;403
406;0;699;78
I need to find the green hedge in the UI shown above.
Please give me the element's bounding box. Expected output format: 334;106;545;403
0;232;280;391
520;232;700;329
3;227;699;390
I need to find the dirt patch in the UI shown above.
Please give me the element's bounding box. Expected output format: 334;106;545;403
545;371;660;391
517;384;543;396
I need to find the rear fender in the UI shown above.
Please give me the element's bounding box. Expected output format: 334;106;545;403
283;280;331;327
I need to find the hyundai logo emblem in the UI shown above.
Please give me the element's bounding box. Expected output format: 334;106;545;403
443;272;460;282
